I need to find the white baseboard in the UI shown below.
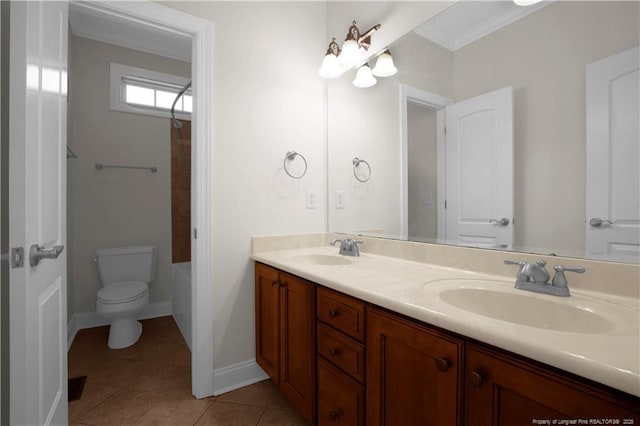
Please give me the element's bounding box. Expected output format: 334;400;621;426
67;301;172;350
212;360;269;396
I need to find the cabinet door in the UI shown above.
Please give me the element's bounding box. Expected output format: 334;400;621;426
255;263;281;382
279;272;316;424
465;345;640;425
367;307;462;426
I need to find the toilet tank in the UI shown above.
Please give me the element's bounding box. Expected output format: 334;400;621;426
96;245;157;286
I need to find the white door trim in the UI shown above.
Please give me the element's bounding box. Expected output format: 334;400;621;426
399;85;453;240
72;0;215;398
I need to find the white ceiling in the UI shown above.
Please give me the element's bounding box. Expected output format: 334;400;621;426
414;1;552;51
69;2;192;63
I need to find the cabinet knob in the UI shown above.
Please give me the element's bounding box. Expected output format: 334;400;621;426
469;371;484;387
435;357;450;372
329;410;339;421
329;309;340;318
271;280;278;287
279;281;286;288
329;348;339;357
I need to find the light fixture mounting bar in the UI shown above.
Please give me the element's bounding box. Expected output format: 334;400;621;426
358;24;381;50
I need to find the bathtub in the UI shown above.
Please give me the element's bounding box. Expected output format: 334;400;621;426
172;262;192;350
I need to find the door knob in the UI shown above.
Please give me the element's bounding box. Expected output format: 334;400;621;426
589;218;612;227
29;244;64;266
489;218;510;226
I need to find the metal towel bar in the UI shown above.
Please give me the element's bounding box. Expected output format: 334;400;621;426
95;163;158;173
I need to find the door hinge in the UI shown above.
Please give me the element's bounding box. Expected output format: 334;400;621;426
444;126;447;136
2;247;25;268
193;228;197;239
444;200;447;209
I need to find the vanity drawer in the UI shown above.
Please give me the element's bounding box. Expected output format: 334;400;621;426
317;322;365;383
317;287;365;341
317;356;365;426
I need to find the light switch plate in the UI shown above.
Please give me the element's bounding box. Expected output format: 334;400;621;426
335;191;345;209
306;190;317;209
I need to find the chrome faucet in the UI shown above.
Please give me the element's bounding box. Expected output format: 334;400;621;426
504;259;585;297
330;238;363;257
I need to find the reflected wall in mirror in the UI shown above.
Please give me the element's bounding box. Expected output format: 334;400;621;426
327;1;639;263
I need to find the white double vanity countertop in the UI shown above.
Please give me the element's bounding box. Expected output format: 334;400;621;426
252;244;640;398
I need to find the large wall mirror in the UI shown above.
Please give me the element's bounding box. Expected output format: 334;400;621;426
327;1;639;264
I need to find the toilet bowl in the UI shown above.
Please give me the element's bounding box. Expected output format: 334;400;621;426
95;246;157;349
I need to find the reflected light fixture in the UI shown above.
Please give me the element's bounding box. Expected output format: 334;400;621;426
352;63;377;88
372;49;397;77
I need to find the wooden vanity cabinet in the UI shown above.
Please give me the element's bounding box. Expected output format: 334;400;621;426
256;263;640;425
465;344;640;425
255;263;316;424
366;307;464;426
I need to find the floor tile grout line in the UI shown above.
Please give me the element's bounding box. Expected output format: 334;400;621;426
69;385;125;422
190;398;215;426
130;392;170;426
254;406;269;426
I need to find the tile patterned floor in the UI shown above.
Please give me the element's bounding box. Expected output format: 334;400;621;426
68;316;308;425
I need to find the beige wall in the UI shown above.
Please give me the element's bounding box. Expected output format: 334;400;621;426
161;1;328;370
453;1;639;254
67;35;190;319
407;101;438;240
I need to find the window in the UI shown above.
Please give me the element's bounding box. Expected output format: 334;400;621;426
110;63;191;119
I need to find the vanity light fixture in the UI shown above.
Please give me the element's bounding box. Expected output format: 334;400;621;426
319;21;397;88
352;63;377;88
318;38;344;78
372;49;398;77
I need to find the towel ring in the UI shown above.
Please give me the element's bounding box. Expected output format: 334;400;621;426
284;151;307;179
353;157;371;182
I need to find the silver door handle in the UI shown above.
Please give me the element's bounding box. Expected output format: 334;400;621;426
589;218;612;227
489;218;510;226
29;244;64;266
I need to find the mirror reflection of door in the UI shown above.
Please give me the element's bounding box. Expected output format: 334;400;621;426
586;47;640;263
405;86;514;248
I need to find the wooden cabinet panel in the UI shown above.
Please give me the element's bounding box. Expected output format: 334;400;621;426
279;272;316;424
317;322;365;383
465;344;640;426
366;307;463;426
255;262;280;382
317;287;365;341
317;357;365;426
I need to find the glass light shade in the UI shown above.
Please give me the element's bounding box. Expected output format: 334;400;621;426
372;51;398;77
339;39;360;68
513;0;542;5
318;53;343;78
352;64;377;88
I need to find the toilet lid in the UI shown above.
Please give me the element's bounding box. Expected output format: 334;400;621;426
97;281;148;304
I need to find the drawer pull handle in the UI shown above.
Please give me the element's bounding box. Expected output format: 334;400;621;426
329;309;340;318
329;410;339;421
329;347;339;357
435;357;450;372
469;371;484;387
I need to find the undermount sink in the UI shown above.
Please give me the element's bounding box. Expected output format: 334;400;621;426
292;254;353;266
439;287;616;334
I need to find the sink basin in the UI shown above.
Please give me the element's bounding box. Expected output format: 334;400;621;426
292;254;353;266
439;287;615;334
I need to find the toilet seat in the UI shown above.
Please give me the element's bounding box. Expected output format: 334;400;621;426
97;281;148;304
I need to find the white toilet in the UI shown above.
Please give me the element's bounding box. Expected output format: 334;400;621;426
95;245;157;349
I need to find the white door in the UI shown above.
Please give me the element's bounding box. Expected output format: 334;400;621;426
445;86;514;248
9;1;68;425
586;47;640;263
